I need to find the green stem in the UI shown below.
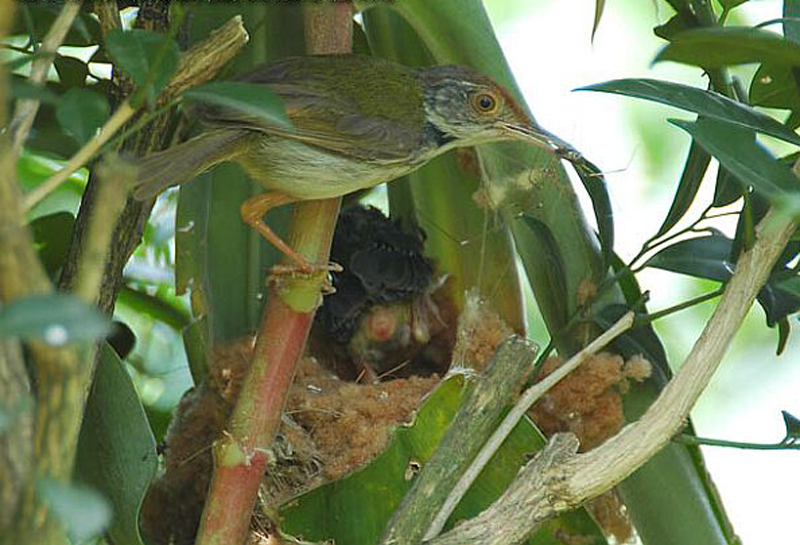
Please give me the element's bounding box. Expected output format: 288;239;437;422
639;288;724;325
675;434;800;451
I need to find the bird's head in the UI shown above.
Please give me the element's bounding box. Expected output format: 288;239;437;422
419;65;560;151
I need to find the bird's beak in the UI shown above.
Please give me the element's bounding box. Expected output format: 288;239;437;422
499;122;573;154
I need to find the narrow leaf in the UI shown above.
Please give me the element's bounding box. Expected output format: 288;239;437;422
592;0;606;42
0;294;111;345
655;27;800;68
782;410;800;439
776;317;790;355
670;117;800;212
579;78;800;147
569;155;614;267
785;0;800;43
645;233;734;281
184;81;294;130
56;88;110;145
657;141;712;236
712;167;743;207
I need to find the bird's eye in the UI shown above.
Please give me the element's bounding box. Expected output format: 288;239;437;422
472;92;498;114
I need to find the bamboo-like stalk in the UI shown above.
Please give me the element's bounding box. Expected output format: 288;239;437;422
194;6;353;545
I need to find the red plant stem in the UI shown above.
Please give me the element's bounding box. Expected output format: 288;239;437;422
195;5;353;545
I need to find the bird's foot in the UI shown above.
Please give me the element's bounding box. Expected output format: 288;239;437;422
267;261;343;294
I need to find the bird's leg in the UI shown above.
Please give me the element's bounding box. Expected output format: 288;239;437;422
240;192;342;276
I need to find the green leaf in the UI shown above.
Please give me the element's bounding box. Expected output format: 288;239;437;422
280;374;606;544
54;55;89;88
105;28;180;105
657;141;712;236
592;0;606;42
750;64;800;114
29;211;75;278
776;317;790;355
718;0;748;9
75;344;158;545
185;81;294;130
670;117;800;212
645;233;733;281
785;0;800;42
12;5;103;46
56;88;110;145
712;167;743;207
10;77;59;104
781;410;800;440
38;479;112;543
117;285;191;331
655;27;800;68
0;294;111;345
569;155;615;267
579;78;800;147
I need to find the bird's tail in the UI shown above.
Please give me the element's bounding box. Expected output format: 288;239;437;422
133;129;249;200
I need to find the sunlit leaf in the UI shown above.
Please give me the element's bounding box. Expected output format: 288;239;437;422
670;117;800;212
185;81;294;130
56;88;110;145
579;78;800;147
655;27;800;68
38;479;112;543
0;294;111;345
75;344;158;545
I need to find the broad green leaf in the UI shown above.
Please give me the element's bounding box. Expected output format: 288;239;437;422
185;81;293;130
655;27;800;68
11;77;59;104
75;344;158;545
29;211;75;277
579;78;800;147
657;141;711;236
645;233;733;281
56;88;110;145
280;374;606;544
105;28;180;105
750;64;800;113
38;479;112;543
12;5;103;46
670;117;800;212
0;294;111;345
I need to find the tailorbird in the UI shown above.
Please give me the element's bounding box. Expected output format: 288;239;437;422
134;54;570;272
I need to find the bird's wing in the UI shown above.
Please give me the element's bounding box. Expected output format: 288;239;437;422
197;55;426;162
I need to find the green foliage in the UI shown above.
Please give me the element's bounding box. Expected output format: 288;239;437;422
105;28;180;106
56;88;110;145
185;82;294;130
0;294;111;345
75;345;158;545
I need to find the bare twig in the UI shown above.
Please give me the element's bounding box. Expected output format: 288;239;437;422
431;205;797;544
426;310;634;540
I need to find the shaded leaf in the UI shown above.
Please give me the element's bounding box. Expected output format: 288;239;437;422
610;252;644;307
11;77;59;104
755;279;800;327
185;81;294;130
645;233;734;282
569;155;614;267
75;344;157;545
654;13;692;41
781;410;800;439
38;479;112;543
105;28;180;105
29;211;75;277
657;141;712;236
54;54;89;88
750;64;800;113
777;274;800;299
118;285;191;331
0;294;111;345
712;166;743;207
579;78;800;147
56;88;110;145
785;0;800;43
776;317;790;355
655;27;800;68
520;216;569;327
12;5;103;46
670;117;800;212
718;0;748;9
